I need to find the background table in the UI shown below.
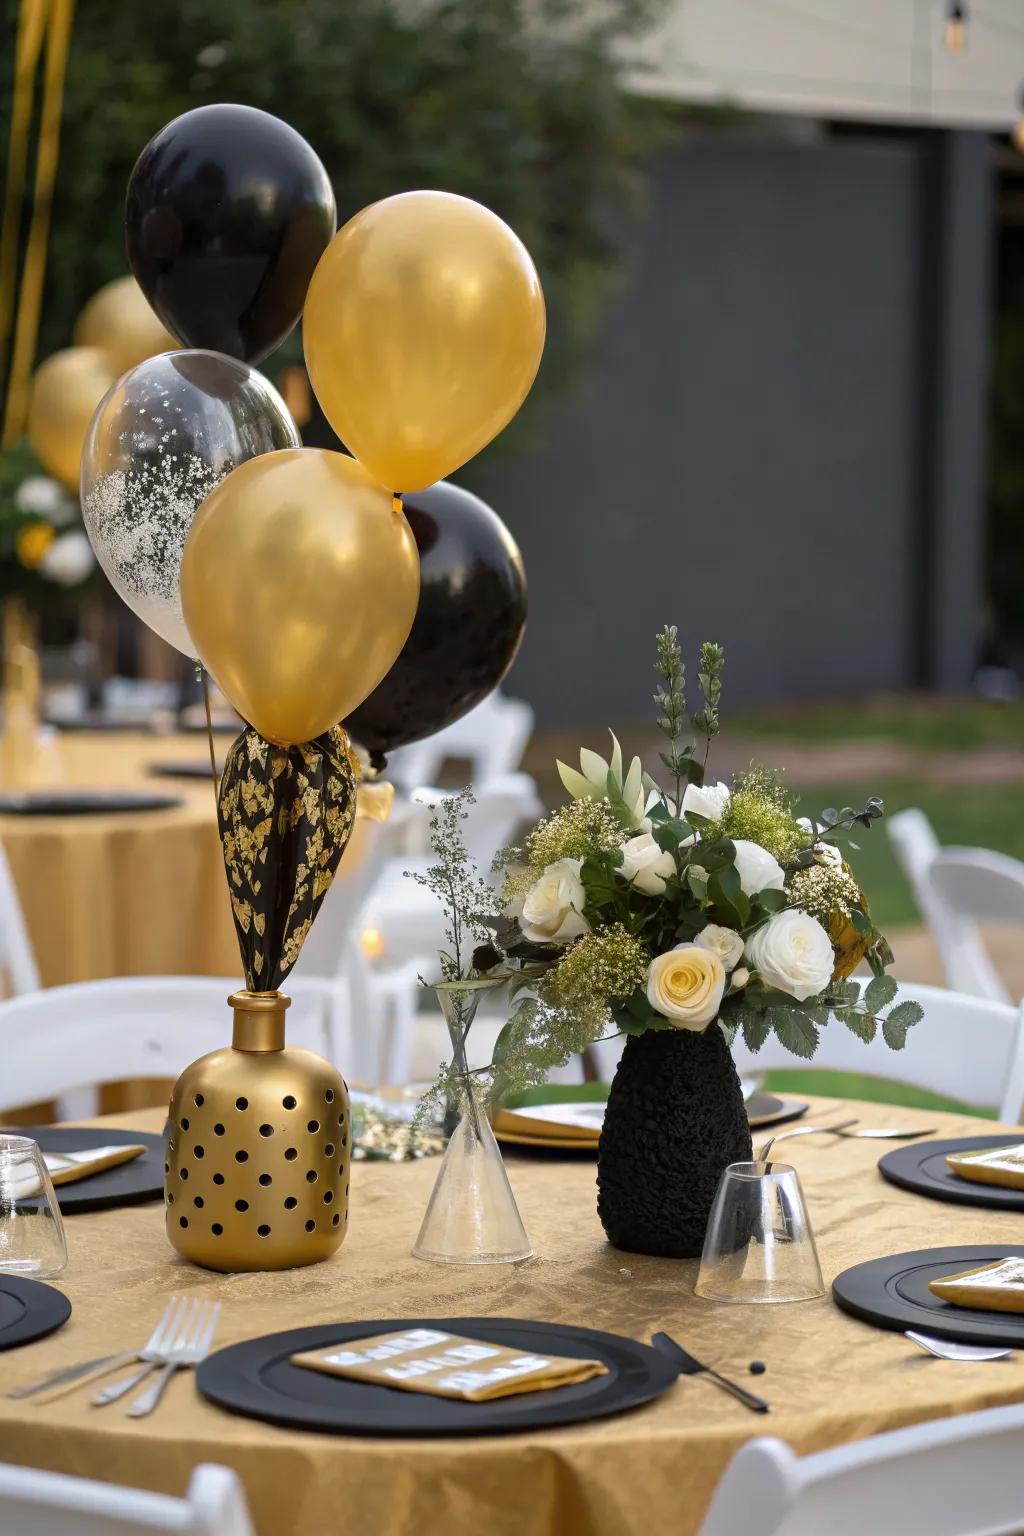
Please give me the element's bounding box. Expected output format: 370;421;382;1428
1;1097;1023;1536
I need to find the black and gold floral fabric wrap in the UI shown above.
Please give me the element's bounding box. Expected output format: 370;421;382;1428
217;727;358;992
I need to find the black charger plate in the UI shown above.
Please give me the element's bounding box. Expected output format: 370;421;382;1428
0;790;181;817
197;1317;679;1437
879;1136;1024;1212
747;1093;809;1130
149;761;222;781
834;1244;1024;1347
10;1127;164;1214
0;1276;71;1351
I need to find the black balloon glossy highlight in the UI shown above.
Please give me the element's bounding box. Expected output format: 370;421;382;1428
345;481;526;763
125;104;335;365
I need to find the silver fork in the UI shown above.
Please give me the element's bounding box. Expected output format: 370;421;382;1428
91;1295;192;1405
758;1120;938;1160
11;1295;182;1402
906;1329;1013;1362
126;1298;220;1418
758;1119;860;1160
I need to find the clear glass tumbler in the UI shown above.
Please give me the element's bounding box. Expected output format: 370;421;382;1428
0;1136;68;1278
695;1158;824;1304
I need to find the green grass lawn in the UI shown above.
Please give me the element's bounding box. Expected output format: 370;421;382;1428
732;695;1024;751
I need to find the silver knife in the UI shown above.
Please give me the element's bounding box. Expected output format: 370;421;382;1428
7;1352;138;1400
651;1331;769;1413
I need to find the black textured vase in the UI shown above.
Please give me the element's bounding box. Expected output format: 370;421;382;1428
597;1026;753;1258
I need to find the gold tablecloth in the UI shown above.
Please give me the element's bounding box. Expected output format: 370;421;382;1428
1;1098;1024;1536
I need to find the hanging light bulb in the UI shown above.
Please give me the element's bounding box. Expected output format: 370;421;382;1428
944;1;967;51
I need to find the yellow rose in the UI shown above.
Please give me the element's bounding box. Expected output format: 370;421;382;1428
646;942;726;1031
16;521;56;570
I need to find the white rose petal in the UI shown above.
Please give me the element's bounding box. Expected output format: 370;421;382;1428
38;531;95;588
681;780;731;823
619;832;676;896
815;842;844;869
745;909;834;1002
695;923;745;970
731;839;786;898
516;858;589;946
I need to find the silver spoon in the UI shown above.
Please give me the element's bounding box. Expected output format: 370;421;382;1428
905;1329;1013;1362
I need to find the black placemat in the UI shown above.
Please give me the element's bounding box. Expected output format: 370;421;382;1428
879;1136;1024;1212
149;761;223;781
747;1093;809;1130
834;1245;1024;1347
197;1317;679;1437
9;1127;165;1214
0;1276;71;1351
0;791;182;817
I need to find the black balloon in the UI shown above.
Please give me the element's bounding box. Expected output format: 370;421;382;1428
125;104;336;365
345;481;527;766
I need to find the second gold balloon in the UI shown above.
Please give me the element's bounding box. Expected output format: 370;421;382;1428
181;449;420;746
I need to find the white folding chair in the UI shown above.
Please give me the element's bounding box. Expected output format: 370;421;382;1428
0;974;333;1115
0;1459;254;1536
729;980;1024;1125
698;1401;1024;1536
387;692;534;792
888;809;1010;1001
0;840;40;996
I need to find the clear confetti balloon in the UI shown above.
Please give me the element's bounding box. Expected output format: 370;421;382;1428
80;350;301;655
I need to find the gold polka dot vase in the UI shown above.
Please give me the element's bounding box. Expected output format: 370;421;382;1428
165;990;350;1272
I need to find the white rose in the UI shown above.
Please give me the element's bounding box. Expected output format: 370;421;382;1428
514;859;589;945
15;475;65;517
646;943;726;1030
731;839;786;898
38;531;95;588
681;780;731;823
730;966;750;992
695;923;744;970
619;832;675;896
745;909;834;1001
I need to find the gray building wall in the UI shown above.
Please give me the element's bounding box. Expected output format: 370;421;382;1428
466;129;991;725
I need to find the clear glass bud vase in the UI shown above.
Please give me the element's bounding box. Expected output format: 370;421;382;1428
412;981;532;1266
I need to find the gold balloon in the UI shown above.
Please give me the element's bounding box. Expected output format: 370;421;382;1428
181;449;420;745
74;275;178;375
303;191;546;492
27;347;118;490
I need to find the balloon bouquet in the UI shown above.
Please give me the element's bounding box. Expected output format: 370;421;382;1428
78;104;544;1272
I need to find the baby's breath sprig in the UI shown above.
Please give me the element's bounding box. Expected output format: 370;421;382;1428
407;789;495;982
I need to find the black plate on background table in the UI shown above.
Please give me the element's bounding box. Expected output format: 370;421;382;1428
198;1317;679;1437
834;1245;1024;1347
9;1127;165;1214
0;791;182;817
148;761;223;781
879;1136;1024;1212
746;1093;809;1130
0;1276;71;1351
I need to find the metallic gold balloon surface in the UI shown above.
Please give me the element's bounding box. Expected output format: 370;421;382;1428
303;191;546;492
27;347;118;490
181;448;420;745
73;275;178;375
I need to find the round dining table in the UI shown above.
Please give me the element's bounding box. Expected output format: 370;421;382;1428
1;1095;1022;1536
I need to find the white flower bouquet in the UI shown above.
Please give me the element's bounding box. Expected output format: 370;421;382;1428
485;627;920;1087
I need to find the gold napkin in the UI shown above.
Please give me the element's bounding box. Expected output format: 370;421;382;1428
946;1143;1024;1191
928;1257;1024;1313
292;1326;608;1402
44;1145;147;1187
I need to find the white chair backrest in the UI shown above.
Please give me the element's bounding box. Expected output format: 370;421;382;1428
698;1402;1024;1536
887;809;1009;1002
0;840;40;995
0;1461;254;1536
729;980;1024;1125
929;846;1024;926
388;692;534;789
291;802;415;982
0;975;332;1112
411;772;543;870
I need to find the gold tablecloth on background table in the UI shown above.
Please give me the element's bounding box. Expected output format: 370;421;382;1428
2;1098;1024;1536
0;732;373;987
